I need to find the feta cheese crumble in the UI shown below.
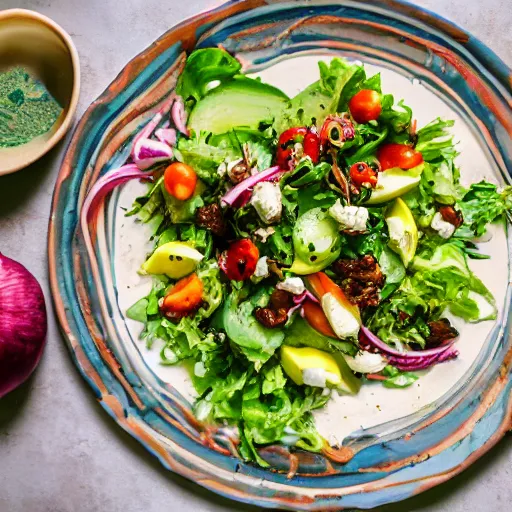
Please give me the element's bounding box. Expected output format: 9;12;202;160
302;368;339;388
250;181;282;224
344;351;387;374
321;293;360;339
387;217;413;252
254;226;275;243
431;212;455;239
254;256;269;278
276;277;305;295
329;200;368;232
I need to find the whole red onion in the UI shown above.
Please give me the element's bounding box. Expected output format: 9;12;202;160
0;253;47;398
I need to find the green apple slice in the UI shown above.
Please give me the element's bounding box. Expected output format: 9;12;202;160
142;241;203;279
366;163;424;205
385;198;418;267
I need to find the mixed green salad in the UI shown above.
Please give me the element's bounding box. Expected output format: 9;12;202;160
117;49;511;466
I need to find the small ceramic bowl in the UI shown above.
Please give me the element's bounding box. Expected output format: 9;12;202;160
0;9;80;176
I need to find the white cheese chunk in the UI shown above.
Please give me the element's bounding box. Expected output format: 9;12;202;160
344;351;387;374
321;293;360;339
302;368;339;388
276;277;305;295
386;217;412;252
431;212;455;239
329;200;368;232
250;181;282;224
254;226;275;243
254;256;269;278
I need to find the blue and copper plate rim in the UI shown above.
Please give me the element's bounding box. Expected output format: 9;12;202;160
48;1;512;509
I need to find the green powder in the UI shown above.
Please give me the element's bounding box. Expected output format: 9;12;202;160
0;67;63;147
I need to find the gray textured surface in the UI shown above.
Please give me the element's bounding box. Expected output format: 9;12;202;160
0;1;511;511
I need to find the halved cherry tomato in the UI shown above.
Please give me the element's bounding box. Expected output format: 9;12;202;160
164;162;198;200
306;272;361;321
302;300;337;338
276;126;320;168
349;162;378;188
161;273;203;315
377;143;423;171
349;89;382;124
219;239;259;281
303;129;320;163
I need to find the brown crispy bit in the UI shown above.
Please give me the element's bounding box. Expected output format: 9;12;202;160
254;307;288;328
269;289;293;310
341;279;381;308
333;255;385;286
333;255;384;308
229;161;250;184
398;311;411;323
426;318;459;348
196;203;226;236
439;205;463;228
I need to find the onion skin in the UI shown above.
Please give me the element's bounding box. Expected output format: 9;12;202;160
0;254;47;398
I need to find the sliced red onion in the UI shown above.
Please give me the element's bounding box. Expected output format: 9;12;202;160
130;94;176;170
82;164;152;223
388;350;459;371
155;127;177;146
360;325;457;359
221;166;282;207
293;290;319;305
132;137;173;170
131;93;175;148
172;95;189;136
287;291;320;320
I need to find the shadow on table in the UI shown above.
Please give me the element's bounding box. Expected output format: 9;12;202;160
0;138;64;219
0;373;37;430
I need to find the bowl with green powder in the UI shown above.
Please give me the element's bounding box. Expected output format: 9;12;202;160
0;9;80;176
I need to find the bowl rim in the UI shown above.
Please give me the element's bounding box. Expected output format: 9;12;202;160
0;8;81;176
48;0;512;509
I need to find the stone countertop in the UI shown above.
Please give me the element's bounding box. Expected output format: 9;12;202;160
0;1;511;511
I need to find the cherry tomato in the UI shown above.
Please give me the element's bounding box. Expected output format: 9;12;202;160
377;143;424;170
219;239;259;281
349;89;382;124
164;162;198;200
302;129;320;163
349;162;378;188
302;300;337;338
161;273;203;316
276;126;320;168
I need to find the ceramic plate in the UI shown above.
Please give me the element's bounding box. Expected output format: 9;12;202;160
49;1;512;509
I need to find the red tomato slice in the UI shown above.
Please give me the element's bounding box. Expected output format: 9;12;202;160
377;143;424;171
349;89;382;124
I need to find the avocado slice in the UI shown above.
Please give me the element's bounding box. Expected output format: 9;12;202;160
280;345;360;394
285;317;356;355
188;76;290;135
366;163;424;205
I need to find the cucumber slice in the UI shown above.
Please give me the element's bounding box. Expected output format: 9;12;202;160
188;76;290;135
292;207;342;271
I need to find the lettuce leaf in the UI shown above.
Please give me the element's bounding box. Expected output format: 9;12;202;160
366;243;496;348
275;58;358;132
176;48;241;105
175;131;241;185
456;181;512;239
221;290;285;370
